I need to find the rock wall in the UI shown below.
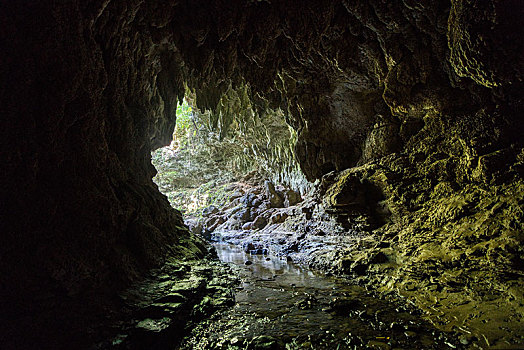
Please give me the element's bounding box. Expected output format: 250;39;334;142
0;1;204;347
209;85;309;192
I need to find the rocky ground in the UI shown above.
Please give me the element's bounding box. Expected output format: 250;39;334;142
180;244;466;350
184;158;524;349
90;241;238;349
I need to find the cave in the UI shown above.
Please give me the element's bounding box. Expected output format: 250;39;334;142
1;1;523;349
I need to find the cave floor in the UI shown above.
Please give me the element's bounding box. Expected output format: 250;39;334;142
180;243;464;350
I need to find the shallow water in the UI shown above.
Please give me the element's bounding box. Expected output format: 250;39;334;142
181;243;461;349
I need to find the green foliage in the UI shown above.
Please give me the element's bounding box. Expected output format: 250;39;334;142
162;181;232;217
174;99;193;148
151;91;284;217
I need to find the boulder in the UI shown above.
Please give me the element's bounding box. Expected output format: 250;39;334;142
243;242;256;252
269;211;289;224
284;189;302;207
252;197;262;208
241;222;254;230
204;216;225;232
229;190;244;202
225;205;243;217
240;193;257;207
264;181;284;208
234;208;252;223
207;217;225;232
249;248;268;255
252;215;268;229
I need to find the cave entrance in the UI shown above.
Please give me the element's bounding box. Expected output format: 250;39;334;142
151;96;248;221
151;91;304;239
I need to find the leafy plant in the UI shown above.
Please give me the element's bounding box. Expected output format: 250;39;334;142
173;99;193;149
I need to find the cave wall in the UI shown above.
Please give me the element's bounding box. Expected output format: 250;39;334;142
0;1;205;346
1;0;523;347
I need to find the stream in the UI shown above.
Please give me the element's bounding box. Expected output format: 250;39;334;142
181;243;462;349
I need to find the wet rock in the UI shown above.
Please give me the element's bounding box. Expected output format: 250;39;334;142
242;241;264;253
240;193;257;207
225;205;243;217
285;242;299;253
204;216;226;233
234;208;252;223
243;242;256;252
202;205;219;217
249;248;268;255
269;211;289;224
302;206;313;220
252;197;263;208
245;260;253;266
295;294;318;309
135;317;172;332
328;298;361;315
252;335;278;349
252;215;268;229
230;191;244;202
366;340;391;350
284;189;302;207
315;229;326;236
265;181;284;208
113;258;237;348
217;216;242;231
155;292;186;304
242;222;254;230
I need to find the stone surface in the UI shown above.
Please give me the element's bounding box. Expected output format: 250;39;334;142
265;181;285;208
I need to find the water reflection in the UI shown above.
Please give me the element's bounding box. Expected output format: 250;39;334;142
214;243;320;285
199;243;458;349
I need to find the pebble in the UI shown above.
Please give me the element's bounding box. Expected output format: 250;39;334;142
366;340;391;349
459;335;474;345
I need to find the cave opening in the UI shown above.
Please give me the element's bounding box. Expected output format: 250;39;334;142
152;95;252;218
151;89;307;235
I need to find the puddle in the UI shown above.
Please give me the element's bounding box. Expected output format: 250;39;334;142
181;243;462;349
